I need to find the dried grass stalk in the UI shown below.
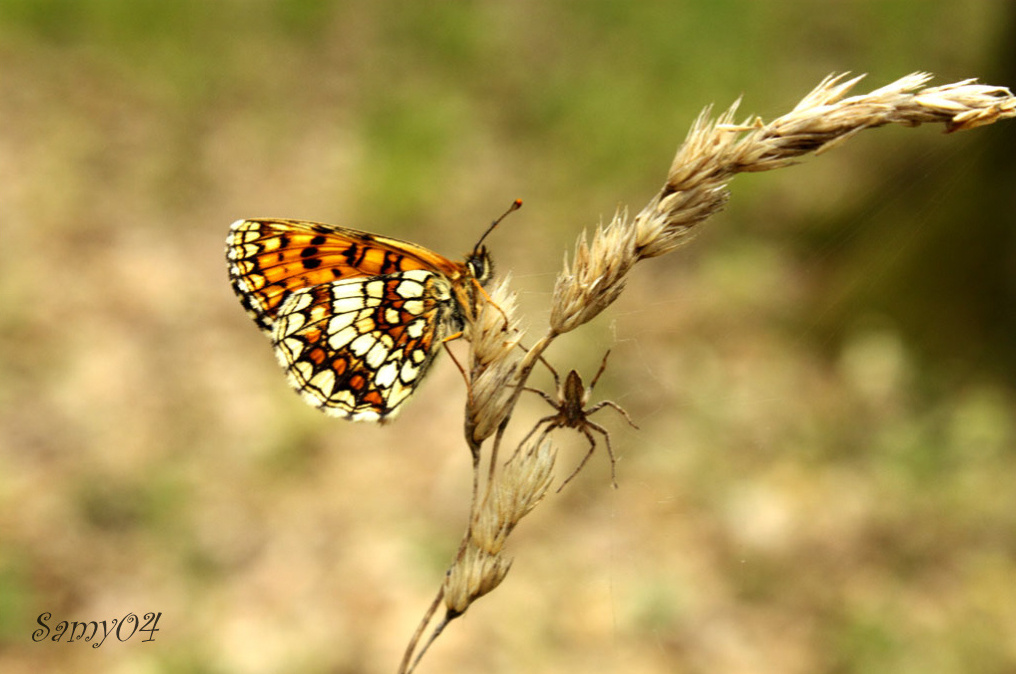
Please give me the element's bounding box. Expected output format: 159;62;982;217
445;434;556;610
553;73;1016;338
402;437;555;673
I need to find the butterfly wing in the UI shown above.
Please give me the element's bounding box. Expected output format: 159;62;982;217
271;269;456;422
226;218;466;333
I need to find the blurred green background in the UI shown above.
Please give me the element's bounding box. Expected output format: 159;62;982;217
2;1;1015;672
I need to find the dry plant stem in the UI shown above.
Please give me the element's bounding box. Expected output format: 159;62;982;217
406;612;454;674
492;332;555;469
398;72;1016;673
400;280;534;674
401;437;556;673
397;587;444;674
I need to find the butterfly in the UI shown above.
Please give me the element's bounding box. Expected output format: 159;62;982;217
226;201;519;423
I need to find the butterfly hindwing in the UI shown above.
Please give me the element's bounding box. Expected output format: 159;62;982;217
271;269;456;422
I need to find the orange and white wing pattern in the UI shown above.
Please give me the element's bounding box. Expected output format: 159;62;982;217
226;218;469;332
226;218;490;422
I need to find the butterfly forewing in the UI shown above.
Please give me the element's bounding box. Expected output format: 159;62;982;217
227;218;482;422
227;218;469;331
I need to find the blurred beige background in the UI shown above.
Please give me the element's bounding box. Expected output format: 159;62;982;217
2;2;1015;673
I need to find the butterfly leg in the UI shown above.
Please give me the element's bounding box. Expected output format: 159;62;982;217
469;279;511;332
441;331;470;395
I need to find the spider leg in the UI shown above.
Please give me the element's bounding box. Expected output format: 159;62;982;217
514;415;561;462
587;349;612;391
523;386;558;409
535;353;562;391
586;400;639;429
557;421;619;492
589;421;620;489
556;426;601;492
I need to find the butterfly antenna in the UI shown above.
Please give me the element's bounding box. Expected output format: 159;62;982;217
473;199;522;251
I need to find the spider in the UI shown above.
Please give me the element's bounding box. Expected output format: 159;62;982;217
521;350;638;491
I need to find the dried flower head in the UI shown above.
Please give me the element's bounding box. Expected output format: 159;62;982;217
550;211;638;336
464;276;524;444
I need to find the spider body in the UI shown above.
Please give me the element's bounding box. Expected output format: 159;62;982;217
523;350;637;490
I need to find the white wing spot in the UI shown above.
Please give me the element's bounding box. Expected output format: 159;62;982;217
388;381;411;406
274;312;305;338
277;337;304;361
287;291;314;314
350;333;374;357
333;390;357;407
308;370;336;397
365;341;388;369
328;325;358;350
355;316;376;333
400;360;420;383
375;362;398;388
396;279;425;299
406;318;426;339
328;312;355;333
332;294;366;315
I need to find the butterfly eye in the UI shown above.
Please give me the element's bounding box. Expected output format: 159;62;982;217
467;249;492;283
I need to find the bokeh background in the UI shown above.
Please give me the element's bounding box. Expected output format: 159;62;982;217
3;1;1015;673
